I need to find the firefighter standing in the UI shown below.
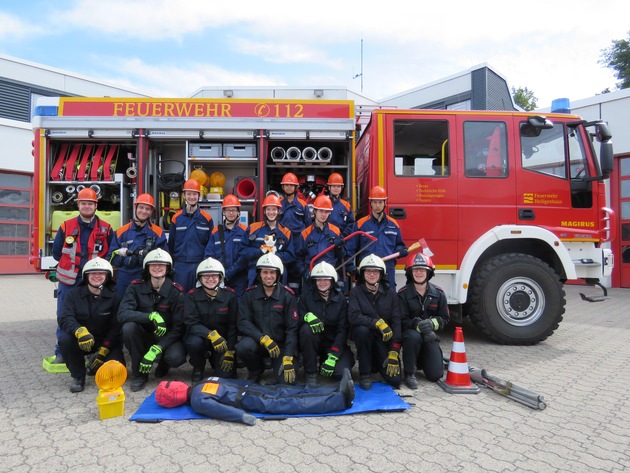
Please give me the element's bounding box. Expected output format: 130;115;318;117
278;172;312;291
204;194;248;298
184;258;238;382
348;254;402;390
346;186;408;290
398;253;449;389
295;195;345;284
237;194;294;287
236;253;299;384
326;173;355;237
168;179;214;292
299;261;355;387
118;249;186;392
107;193;167;295
58;258;125;393
51;187;113;364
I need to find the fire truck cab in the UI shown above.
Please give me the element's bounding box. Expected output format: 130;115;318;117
356;109;614;344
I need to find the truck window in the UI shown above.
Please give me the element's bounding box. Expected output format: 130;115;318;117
393;120;449;177
464;121;508;177
520;123;567;179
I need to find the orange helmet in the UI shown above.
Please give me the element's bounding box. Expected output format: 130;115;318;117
262;194;282;208
327;173;344;186
134;193;155;209
183;178;201;193
281;172;299;186
313;195;333;211
222;194;241;208
368;186;387;200
77;188;98;202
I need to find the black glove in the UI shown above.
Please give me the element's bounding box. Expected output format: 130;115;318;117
330;236;345;248
415;318;434;334
128;255;139;267
422;331;438;344
399;248;409;257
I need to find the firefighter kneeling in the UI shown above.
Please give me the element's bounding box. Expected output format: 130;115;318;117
155;368;355;426
398;253;449;390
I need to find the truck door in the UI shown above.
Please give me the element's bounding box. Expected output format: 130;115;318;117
457;119;516;253
381;113;458;266
516;119;599;238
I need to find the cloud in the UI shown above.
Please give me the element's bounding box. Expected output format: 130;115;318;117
0;12;45;40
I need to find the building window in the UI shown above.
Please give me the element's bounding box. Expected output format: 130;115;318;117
0;172;32;256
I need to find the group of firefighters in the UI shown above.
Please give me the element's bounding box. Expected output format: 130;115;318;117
51;171;450;396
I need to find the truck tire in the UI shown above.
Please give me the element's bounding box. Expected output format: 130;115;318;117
467;253;565;345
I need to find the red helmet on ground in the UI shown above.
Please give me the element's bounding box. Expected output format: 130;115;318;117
405;252;435;281
327;173;345;186
155;380;191;408
77;188;98;202
368;186;387;200
183;178;201;193
222;194;241;208
134;193;155;209
262;194;282;208
312;195;333;211
281;172;299;186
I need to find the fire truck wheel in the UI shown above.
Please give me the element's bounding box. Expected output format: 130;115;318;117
467;253;565;345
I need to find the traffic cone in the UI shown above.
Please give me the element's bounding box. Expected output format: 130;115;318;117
438;326;480;394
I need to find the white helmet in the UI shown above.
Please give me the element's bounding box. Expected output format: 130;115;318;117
358;253;387;275
310;261;338;283
143;248;173;268
196;257;225;280
82;257;113;278
256;253;284;276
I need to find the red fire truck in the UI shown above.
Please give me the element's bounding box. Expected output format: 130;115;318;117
355;109;615;344
30;96;356;272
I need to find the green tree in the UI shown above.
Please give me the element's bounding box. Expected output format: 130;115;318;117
600;31;630;90
512;86;537;111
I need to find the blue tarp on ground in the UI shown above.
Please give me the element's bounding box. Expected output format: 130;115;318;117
129;382;410;422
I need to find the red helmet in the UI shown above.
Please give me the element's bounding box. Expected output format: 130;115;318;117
405;252;435;281
281;172;299;186
156;380;191;408
183;178;201;193
222;194;241;208
327;173;344;186
262;194;282;208
134;193;155;209
312;195;333;211
77;188;98;202
368;186;387;200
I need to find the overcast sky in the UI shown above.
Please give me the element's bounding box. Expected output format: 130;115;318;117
1;0;628;108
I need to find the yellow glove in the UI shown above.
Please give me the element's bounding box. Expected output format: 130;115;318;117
260;335;280;358
74;326;95;352
375;318;393;342
89;346;109;371
207;330;228;353
281;356;296;384
221;350;235;372
383;350;400;377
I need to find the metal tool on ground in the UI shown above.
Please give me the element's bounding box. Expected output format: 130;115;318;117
469;366;547;410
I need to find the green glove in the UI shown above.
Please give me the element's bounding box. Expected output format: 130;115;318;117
148;311;167;336
207;330;228;353
74;326;95;352
260;335;280;358
304;312;324;333
221;350;235;372
383;350;400;378
281;356;296;383
139;345;162;374
375;318;393;342
89;346;109;371
320;353;339;377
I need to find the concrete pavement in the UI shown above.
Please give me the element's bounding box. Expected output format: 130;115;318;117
1;274;629;472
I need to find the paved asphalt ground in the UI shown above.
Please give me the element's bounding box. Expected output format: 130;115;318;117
1;274;629;472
